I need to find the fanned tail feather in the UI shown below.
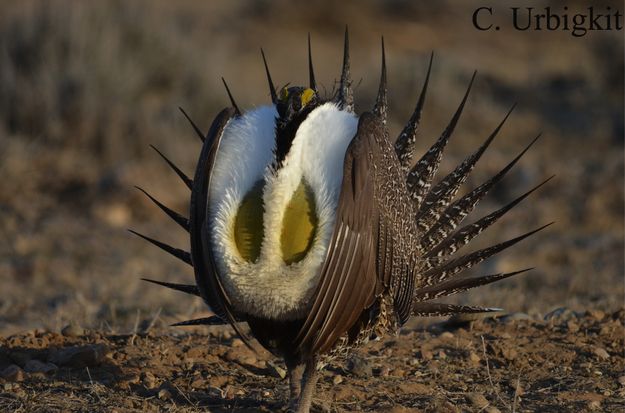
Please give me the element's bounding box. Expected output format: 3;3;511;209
394;52;433;172
421;223;553;287
414;105;515;234
406;72;476;211
425;175;554;257
412;302;503;317
418;134;542;253
178;107;206;142
414;268;532;301
141;278;200;296
171;316;228;327
135;186;189;231
128;229;192;266
149;145;193;190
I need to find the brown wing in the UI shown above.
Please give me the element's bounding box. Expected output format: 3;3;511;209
189;107;253;343
294;113;387;355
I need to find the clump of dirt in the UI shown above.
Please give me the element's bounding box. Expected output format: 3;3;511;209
1;309;623;412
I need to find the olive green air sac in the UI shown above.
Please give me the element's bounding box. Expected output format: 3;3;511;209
234;180;265;262
280;180;317;265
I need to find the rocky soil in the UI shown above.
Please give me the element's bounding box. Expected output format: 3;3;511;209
1;309;623;412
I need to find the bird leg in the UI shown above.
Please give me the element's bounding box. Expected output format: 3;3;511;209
295;357;319;413
286;361;305;412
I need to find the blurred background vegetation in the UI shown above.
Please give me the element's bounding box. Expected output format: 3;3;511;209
0;0;622;336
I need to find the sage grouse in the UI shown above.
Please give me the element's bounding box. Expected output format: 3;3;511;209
133;30;551;412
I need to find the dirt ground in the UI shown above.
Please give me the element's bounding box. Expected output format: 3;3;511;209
0;0;623;412
1;309;624;412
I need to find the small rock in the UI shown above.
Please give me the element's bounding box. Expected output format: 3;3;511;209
158;388;172;400
142;372;157;389
23;360;57;374
231;338;244;348
332;375;343;385
48;344;109;368
191;378;204;389
440;331;454;339
420;349;434;360
502;347;518;361
566;320;579;333
378;366;391;377
588;400;601;410
485;407;501;413
501;312;531;322
436;350;447;360
588;309;605;320
469;352;481;364
61;323;84;337
593;347;610;360
0;365;24;382
266;361;287;379
544;307;570;321
467;392;489;409
347;356;372;377
618;375;625;386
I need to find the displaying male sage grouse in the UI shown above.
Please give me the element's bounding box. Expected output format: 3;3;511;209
132;30;551;412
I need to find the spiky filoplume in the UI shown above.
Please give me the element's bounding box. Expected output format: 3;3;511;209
132;30;550;413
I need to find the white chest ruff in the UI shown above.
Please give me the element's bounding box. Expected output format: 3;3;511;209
208;103;358;320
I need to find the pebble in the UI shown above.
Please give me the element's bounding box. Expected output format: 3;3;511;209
142;372;157;389
440;331;454;339
588;309;605;320
61;323;84;337
593;347;610;360
618;376;625;386
347;356;372;377
467;392;489;409
502;347;518;361
485;407;501;413
588;400;601;410
23;359;58;374
0;365;24;382
48;344;109;368
501;312;531;322
469;352;481;364
566;320;579;333
332;375;343;385
158;388;172;400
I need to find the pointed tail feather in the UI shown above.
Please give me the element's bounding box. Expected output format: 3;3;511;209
135;186;189;232
414;268;532;301
128;229;192;266
221;78;242;115
141;278;200;296
179;107;206;142
421;223;552;286
407;72;476;210
412;302;503;317
419;134;541;250
415;105;515;234
336;26;354;111
395;52;433;172
150;145;193;190
261;48;278;104
372;37;387;124
308;33;317;91
425;176;554;257
171;316;228;327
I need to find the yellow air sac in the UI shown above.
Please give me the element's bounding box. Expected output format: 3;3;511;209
234;180;265;263
281;180;317;265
